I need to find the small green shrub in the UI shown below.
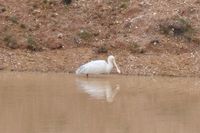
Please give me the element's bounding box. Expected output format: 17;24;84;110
8;16;18;24
120;3;128;9
26;36;41;51
3;35;18;49
129;42;144;53
78;30;93;41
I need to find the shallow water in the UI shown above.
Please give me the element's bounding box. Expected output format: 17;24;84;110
0;72;200;133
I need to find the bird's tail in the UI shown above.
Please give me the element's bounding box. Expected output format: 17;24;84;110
75;65;86;75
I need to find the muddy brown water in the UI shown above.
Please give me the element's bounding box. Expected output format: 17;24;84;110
0;72;200;133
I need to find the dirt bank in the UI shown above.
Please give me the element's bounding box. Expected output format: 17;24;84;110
1;47;200;77
1;0;200;76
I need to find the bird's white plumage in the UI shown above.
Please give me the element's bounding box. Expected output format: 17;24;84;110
76;55;120;75
76;60;108;74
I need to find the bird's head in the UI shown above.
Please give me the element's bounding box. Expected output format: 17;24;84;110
108;55;121;74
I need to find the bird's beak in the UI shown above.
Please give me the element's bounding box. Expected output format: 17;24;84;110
113;60;121;74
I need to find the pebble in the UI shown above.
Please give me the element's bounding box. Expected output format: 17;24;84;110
57;33;63;38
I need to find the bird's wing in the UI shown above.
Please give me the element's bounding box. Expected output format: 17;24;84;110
76;60;107;74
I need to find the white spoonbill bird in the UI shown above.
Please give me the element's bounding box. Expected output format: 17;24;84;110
76;55;121;76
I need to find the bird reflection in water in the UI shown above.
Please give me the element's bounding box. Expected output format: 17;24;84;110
76;78;120;102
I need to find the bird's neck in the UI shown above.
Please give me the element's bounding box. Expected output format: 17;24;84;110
107;60;113;73
107;59;113;66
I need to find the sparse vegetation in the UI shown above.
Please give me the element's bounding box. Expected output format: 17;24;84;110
116;0;130;9
78;30;93;41
120;3;128;9
8;16;19;24
26;36;42;51
42;0;57;6
159;17;195;41
97;46;108;54
3;35;18;49
129;42;144;54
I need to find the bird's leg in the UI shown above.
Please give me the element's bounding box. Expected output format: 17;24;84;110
86;74;88;78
